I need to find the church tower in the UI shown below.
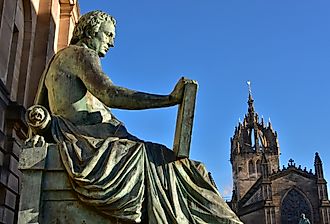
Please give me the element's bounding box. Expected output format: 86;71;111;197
230;83;280;202
229;83;330;224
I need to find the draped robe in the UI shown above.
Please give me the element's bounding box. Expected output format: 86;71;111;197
34;45;242;224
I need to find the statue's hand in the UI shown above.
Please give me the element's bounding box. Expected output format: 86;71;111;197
25;135;46;148
170;77;197;104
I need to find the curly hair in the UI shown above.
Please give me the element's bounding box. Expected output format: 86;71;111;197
70;10;116;45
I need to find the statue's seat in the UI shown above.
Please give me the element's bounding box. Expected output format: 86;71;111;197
18;144;126;224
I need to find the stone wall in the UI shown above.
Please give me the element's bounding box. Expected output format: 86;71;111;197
232;153;259;200
0;1;79;223
271;170;320;223
239;207;265;223
232;152;279;201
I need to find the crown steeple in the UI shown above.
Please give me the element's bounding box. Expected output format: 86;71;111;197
230;82;280;200
230;82;280;158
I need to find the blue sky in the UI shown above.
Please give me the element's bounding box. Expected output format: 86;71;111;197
79;1;330;199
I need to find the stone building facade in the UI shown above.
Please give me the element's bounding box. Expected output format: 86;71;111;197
229;92;330;224
0;0;79;223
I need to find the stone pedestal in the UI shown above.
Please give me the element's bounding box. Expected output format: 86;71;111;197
18;144;122;224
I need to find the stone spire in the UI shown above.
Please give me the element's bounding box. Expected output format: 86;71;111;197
247;81;255;115
314;152;328;200
314;152;324;179
314;152;330;222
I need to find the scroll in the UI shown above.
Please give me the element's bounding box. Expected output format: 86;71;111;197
173;81;198;158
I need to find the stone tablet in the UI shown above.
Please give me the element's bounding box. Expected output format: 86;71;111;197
173;81;198;158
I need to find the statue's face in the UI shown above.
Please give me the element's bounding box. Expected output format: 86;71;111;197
90;21;116;57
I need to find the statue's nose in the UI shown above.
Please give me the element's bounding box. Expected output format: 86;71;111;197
108;41;114;48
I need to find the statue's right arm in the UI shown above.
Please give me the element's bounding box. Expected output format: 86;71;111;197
78;48;186;110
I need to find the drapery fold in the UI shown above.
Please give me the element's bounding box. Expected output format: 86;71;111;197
51;115;242;224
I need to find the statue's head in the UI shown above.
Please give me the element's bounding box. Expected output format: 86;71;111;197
70;10;116;57
301;213;306;218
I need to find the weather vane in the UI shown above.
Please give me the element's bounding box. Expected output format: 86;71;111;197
247;80;252;95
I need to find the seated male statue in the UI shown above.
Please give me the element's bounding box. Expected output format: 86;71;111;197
28;10;242;224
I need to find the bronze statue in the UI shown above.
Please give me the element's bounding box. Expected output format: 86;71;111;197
298;213;311;224
27;10;242;224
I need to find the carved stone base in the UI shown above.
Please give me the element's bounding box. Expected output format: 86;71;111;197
18;144;123;224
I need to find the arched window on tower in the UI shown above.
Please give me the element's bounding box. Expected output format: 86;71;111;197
256;159;261;175
250;128;256;150
281;188;312;224
258;130;267;149
248;160;255;177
